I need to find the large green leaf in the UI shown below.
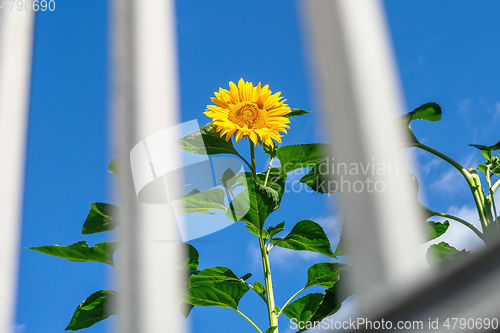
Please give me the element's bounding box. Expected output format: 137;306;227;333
82;203;118;235
29;241;119;268
188;267;250;311
305;263;347;289
272;220;335;258
65;290;119;331
282;293;324;324
178;188;227;214
284;108;309;118
299;160;336;194
305;283;346;331
226;177;279;233
426;221;450;241
286;277;348;332
426;242;470;266
276;144;329;174
178;122;240;156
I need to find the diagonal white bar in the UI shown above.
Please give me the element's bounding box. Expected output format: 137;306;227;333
112;0;184;332
0;8;34;333
302;0;427;318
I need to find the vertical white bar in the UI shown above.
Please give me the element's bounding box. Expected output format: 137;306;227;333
302;0;426;317
0;8;34;333
112;0;184;332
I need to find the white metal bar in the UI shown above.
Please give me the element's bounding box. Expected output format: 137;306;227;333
301;0;427;318
112;0;184;332
0;8;34;333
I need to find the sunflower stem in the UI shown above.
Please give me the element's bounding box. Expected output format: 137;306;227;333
259;236;279;332
250;141;257;181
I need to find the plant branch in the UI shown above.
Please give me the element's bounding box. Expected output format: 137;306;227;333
491;178;500;194
411;142;492;230
277;287;306;318
236;309;263;333
242;281;267;303
264;157;274;187
433;212;483;240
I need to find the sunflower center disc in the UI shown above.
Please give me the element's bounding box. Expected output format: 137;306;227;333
229;102;267;128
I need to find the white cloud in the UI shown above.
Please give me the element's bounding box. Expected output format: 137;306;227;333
430;168;463;193
495;102;500;118
457;98;472;115
429;153;479;194
421;158;441;175
11;324;26;333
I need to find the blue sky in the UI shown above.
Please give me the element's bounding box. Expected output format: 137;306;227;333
15;1;500;332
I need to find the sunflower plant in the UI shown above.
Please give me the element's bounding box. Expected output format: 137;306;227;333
178;79;347;333
402;103;500;265
28;80;500;332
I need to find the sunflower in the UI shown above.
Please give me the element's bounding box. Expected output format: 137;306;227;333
205;79;291;147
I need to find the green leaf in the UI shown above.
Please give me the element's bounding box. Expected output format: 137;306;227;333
253;281;265;295
282;293;324;323
82;203;118;235
65;290;118;330
108;158;119;176
182;243;199;271
305;263;347;289
266;327;278;333
256;168;286;202
299;160;336;194
492;165;500;176
426;242;470;266
470;140;500;151
226;177;279;233
477;164;488;175
188;267;249;310
404;102;442;123
400;103;442;144
426;221;450;241
178;188;226;214
305;283;345;331
189;267;245;287
285;279;348;332
284;108;309;118
333;228;346;256
267;222;285;239
272;220;335;258
221;168;237;189
239;273;252;281
260;141;278;158
276;144;329;174
178;122;240;156
30;241;119;268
